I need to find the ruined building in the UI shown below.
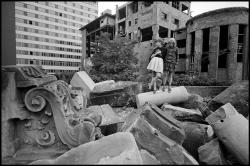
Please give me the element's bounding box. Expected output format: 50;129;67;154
174;7;249;83
79;9;116;67
80;1;191;73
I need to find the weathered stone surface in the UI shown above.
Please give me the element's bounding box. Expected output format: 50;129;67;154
90;81;142;107
142;102;186;145
86;104;123;126
208;80;249;117
177;93;204;109
206;103;249;164
162;103;207;124
181;122;210;160
136;86;189;108
2;65;57;87
198;138;227;165
30;132;143;165
70;87;87;110
70;71;95;98
125;117;198;164
140;149;160;164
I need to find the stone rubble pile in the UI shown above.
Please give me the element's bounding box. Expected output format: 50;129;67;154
29;72;248;165
2;69;247;165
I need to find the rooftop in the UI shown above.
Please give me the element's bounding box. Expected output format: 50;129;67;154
79;13;115;31
186;7;249;25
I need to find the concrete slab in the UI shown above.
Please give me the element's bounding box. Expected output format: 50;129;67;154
30;132;143;165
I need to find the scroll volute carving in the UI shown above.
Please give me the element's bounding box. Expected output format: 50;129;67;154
24;80;103;149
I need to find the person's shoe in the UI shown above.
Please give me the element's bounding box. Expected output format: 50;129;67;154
162;86;166;92
168;87;172;93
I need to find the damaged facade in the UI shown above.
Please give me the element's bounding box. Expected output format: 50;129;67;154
174;7;249;83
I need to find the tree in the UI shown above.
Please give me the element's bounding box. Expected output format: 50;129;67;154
89;33;139;82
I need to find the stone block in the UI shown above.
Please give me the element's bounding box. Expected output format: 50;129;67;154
140;149;160;164
30;132;143;165
70;71;95;98
208;80;249;117
86;104;123;126
142;103;186;145
126;117;198;164
177;93;204;109
136;86;189;108
198;138;227;165
90;81;141;107
161;104;207;124
206;103;249;164
181;122;210;160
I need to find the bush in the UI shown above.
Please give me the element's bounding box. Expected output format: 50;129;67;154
89;33;139;82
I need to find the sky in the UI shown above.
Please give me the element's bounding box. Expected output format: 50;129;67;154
98;1;249;17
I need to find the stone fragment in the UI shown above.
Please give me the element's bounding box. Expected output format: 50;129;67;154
177;93;204;109
90;81;141;107
140;149;160;164
125;117;198;165
30;132;143;165
181;121;209;160
206;103;249;165
198;138;227;165
208;80;249;117
162;104;207;124
142;102;186;145
70;71;96;98
136;86;189;108
86;104;122;126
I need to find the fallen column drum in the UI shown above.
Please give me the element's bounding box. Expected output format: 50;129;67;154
136;86;189;108
206;103;249;165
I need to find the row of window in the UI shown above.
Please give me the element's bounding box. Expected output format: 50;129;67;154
16;2;98;18
16;26;82;40
15;18;81;34
16;42;81;53
17;58;80;67
16;34;81;47
15;9;93;27
47;69;77;73
16;50;81;59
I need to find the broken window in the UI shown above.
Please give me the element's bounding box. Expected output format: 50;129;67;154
201;28;210;72
237;24;246;62
179;54;186;59
144;1;153;7
218;25;229;68
159;26;168;38
118;21;126;37
141;26;153;42
128;21;131;26
172;1;180;10
118;7;126;20
181;4;188;14
135;18;138;25
131;2;138;13
161;12;168;22
128;32;132;39
177;39;186;48
173;18;179;27
171;30;174;37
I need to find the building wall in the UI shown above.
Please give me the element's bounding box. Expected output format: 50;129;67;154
116;1;191;40
14;2;98;74
1;1;16;66
185;7;249;83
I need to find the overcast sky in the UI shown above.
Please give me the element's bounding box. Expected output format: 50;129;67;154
98;1;249;17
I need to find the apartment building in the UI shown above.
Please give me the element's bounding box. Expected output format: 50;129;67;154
5;1;98;74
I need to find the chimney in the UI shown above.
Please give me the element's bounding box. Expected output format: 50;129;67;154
101;9;112;15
